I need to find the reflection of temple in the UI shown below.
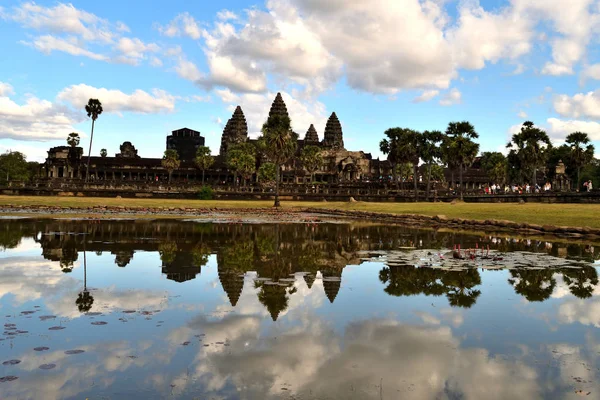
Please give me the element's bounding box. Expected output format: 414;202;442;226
3;219;596;318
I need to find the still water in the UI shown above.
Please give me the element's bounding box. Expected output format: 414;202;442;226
0;219;599;399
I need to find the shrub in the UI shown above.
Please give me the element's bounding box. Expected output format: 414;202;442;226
197;185;214;200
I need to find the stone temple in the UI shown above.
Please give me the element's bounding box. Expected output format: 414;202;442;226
44;93;391;184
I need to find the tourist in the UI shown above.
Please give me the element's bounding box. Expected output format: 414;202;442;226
588;180;593;192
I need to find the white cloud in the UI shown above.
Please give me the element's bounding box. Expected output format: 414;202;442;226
541;62;574;76
553;90;600;119
24;35;109;61
57;84;176;114
0;89;83;141
413;89;439;103
149;56;163;67
158;12;201;39
217;10;239;21
0;82;14;96
439;88;462;106
546;117;600;141
518;110;528;119
115;21;130;33
113;37;160;65
581;64;600;84
174;58;204;81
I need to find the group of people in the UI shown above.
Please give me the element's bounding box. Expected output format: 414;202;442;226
483;183;551;195
583;180;594;192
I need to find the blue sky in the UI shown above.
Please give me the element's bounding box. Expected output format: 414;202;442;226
1;0;600;162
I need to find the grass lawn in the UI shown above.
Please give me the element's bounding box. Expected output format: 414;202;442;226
0;195;599;229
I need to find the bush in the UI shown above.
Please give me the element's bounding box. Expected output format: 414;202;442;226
197;185;214;200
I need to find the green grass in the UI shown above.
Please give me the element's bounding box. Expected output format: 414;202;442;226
0;196;599;229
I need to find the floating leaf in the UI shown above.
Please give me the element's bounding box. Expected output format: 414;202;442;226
34;347;50;352
122;310;136;314
48;326;65;331
20;311;35;315
64;349;85;355
2;360;21;366
0;376;18;383
90;321;108;326
39;364;56;370
85;312;102;316
181;341;190;346
39;316;56;321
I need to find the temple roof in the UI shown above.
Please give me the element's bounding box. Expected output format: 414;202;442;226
268;92;289;120
322;112;344;149
220;105;249;156
304;124;319;143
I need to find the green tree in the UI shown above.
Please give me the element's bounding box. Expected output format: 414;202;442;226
419;130;444;199
85;99;103;181
397;162;413;194
161;149;180;183
445;121;480;200
100;148;107;158
382;128;420;199
480;151;507;185
194;145;214;185
260;113;298;207
566;131;595;190
507;121;551;187
300;145;323;183
508;269;556;302
258;162;277;187
380;129;401;189
0;151;30;182
227;143;256;187
67;132;80;147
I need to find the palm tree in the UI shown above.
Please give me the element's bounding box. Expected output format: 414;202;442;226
261;114;298;207
100;149;107;158
161;149;180;183
194;146;214;185
419;130;443;199
85;99;103;181
380;129;401;189
299;145;323;183
565;131;595;190
507;121;551;187
227;143;256;187
480;151;508;185
67;132;80;147
445;121;480;200
76;239;94;313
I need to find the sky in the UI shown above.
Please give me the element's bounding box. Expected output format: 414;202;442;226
1;0;600;162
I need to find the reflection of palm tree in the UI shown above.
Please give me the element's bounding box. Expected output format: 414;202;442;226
255;281;293;321
561;266;599;299
191;244;211;267
509;269;556;302
442;270;482;308
158;242;178;264
76;242;93;313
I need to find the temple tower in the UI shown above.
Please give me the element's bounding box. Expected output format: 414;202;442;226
304;124;319;144
268;93;290;120
322;112;344;149
220;106;249;156
218;269;245;307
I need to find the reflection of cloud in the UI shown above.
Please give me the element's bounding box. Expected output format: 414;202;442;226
558;299;600;327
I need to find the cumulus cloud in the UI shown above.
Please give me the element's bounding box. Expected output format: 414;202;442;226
24;34;109;61
57;84;176;114
157;12;201;39
113;37;160;65
439;88;462;106
518;110;528;119
0;81;14;96
546;117;600;141
553;90;600;119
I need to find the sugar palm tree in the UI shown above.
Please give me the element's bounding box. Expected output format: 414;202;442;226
260;114;298;207
507;121;551;187
445;121;480;200
380;129;401;190
67;132;80;147
194;146;214;184
419;130;443;200
161;149;180;183
76;239;94;313
565;131;595;190
100;149;107;158
85;99;103;181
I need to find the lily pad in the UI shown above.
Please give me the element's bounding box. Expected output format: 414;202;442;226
34;346;50;352
48;326;65;331
39;316;56;321
39;364;56;370
0;376;18;383
90;321;108;326
85;312;102;316
2;360;21;366
64;349;85;355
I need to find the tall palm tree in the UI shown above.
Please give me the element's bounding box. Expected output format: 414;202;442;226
380;129;401;190
67;132;80;147
507;121;551;187
161;149;180;183
419;130;443;200
194;145;214;185
261;114;298;207
76;238;94;313
565;131;595;190
445;121;480;200
85;99;103;182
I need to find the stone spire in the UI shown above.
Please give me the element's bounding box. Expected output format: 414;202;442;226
304;124;319;144
322;271;341;303
220;106;248;156
268;92;290;120
303;273;316;289
322;112;344;149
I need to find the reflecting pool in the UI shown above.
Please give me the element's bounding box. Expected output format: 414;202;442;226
0;219;599;399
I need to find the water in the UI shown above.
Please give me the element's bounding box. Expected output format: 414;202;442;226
0;219;599;400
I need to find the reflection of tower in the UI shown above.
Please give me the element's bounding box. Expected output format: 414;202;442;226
257;283;290;321
161;253;202;283
321;270;342;303
113;250;134;267
303;273;316;289
219;269;245;307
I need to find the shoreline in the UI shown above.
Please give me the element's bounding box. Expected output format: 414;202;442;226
2;204;600;242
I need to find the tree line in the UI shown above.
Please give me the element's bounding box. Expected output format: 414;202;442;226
381;120;597;200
